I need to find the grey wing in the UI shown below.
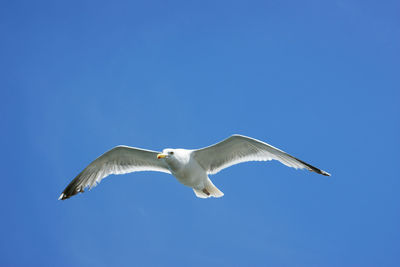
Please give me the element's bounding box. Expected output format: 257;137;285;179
59;146;170;200
192;134;330;176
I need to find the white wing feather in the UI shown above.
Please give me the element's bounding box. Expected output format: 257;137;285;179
193;135;330;176
59;146;170;200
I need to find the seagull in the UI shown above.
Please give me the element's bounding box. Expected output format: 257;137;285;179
58;134;330;200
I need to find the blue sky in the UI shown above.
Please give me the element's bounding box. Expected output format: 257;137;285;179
1;0;399;266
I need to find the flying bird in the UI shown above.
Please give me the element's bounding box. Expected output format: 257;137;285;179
59;134;331;200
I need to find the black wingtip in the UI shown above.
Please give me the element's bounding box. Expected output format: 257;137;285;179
58;189;83;200
58;193;67;200
308;166;331;177
58;184;85;200
58;191;76;200
287;154;331;177
58;172;87;201
320;170;331;176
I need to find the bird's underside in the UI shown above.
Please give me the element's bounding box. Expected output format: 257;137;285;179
59;134;331;200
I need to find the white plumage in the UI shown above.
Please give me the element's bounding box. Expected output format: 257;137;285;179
59;134;330;200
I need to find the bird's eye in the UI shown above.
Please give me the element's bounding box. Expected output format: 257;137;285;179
169;151;174;155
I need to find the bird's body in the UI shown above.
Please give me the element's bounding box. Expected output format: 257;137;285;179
59;134;331;200
167;149;203;188
162;149;223;197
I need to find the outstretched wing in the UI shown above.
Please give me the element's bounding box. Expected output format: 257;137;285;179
193;134;330;176
59;146;170;200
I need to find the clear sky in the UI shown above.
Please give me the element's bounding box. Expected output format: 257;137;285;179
1;0;399;266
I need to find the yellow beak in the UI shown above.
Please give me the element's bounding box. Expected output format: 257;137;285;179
157;153;167;159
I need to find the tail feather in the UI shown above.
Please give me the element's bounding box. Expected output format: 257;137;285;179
193;178;224;198
193;189;209;198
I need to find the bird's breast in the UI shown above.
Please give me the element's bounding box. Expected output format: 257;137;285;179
171;159;207;188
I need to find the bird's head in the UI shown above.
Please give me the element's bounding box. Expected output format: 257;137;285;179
157;149;176;160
